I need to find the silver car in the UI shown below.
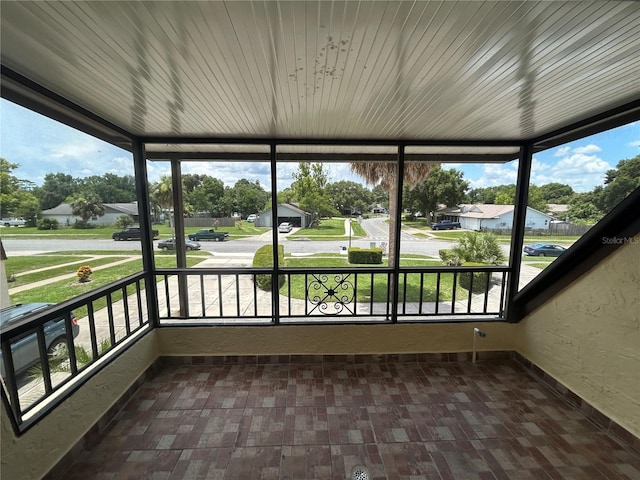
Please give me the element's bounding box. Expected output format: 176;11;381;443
0;303;80;377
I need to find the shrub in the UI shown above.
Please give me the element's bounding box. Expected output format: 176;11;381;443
439;249;461;266
252;245;285;291
457;262;491;293
114;215;133;228
76;265;93;282
73;220;96;229
37;218;59;230
348;247;383;264
450;232;505;265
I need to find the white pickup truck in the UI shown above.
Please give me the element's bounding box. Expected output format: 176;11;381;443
1;217;26;227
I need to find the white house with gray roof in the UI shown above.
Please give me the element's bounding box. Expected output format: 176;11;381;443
40;203;139;226
456;204;555;231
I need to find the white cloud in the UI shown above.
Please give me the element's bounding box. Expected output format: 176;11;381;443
49;138;103;159
573;144;601;155
554;146;570;157
628;140;640;148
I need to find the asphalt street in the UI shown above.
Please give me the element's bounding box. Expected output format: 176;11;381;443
1;217;483;258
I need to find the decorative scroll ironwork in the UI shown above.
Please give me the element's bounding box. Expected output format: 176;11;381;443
306;273;355;315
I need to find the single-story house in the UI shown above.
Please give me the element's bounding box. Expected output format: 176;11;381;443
40;202;139;226
457;204;555;231
255;203;311;228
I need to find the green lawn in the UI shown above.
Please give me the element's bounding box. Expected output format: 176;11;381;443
427;230;579;244
9;254;209;308
288;218;366;241
7;256;133;288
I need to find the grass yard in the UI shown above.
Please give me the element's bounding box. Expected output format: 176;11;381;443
9;254;209;309
7;256;133;288
288;218;366;241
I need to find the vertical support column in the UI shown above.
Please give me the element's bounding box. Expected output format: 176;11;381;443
270;144;280;324
171;159;189;317
505;143;533;322
132;138;159;327
391;145;406;323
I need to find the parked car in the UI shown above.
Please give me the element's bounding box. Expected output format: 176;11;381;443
0;303;80;377
187;229;229;241
523;243;567;257
112;226;159;241
278;222;293;233
431;220;461;230
1;217;26;227
246;214;258;222
157;238;201;251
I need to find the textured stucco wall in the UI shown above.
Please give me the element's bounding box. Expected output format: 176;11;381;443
0;331;159;480
516;236;640;436
157;322;516;356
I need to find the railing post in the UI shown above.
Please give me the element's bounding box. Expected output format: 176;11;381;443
505;143;533;322
270;144;280;324
171;159;189;317
132;138;160;328
391;145;406;323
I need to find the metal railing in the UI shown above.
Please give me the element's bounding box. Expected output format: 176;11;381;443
0;273;150;433
156;265;509;324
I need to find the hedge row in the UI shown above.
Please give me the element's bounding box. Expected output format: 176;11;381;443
253;244;286;291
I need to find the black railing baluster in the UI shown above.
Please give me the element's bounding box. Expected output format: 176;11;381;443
200;274;206;317
87;301;98;360
451;273;457;314
64;312;78;376
418;273;425;315
164;275;171;318
435;273;441;315
483;271;491;313
235;274;241;316
402;273;408;315
499;272;507;317
253;274;258;317
218;273;223;317
122;286;131;336
136;279;144;328
36;326;53;395
467;273;474;313
107;293;116;347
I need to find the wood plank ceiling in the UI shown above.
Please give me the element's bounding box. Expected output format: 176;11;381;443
2;1;640;143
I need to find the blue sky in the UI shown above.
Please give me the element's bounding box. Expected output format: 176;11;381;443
1;99;638;194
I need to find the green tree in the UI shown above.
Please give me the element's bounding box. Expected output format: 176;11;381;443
150;175;174;226
0;159;40;223
69;193;106;225
80;173;136;203
291;163;333;225
0;158;21;217
37;172;77;210
567;192;602;224
326;180;374;215
538;182;574;204
231;179;269;217
600;155;640;212
402;166;468;223
186;176;225;216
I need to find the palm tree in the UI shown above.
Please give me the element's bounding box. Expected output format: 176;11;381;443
150;175;173;227
69;193;105;226
350;161;438;267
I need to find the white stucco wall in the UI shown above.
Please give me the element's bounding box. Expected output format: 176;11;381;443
516;235;640;436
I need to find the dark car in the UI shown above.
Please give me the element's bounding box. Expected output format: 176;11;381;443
187;229;229;242
112;227;159;241
0;303;80;377
157;238;201;251
523;243;567;257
